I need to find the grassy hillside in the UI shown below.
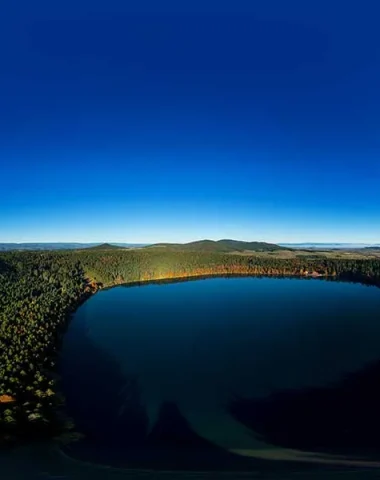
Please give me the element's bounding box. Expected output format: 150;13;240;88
147;239;289;253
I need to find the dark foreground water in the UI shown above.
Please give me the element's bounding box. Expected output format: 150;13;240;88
60;277;380;467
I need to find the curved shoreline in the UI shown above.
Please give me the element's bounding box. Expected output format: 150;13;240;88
4;440;377;478
57;441;380;473
2;262;380;451
88;271;380;307
57;274;380;470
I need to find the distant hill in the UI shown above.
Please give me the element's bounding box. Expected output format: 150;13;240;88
147;239;289;253
281;243;380;250
0;243;147;251
0;243;93;251
86;243;126;251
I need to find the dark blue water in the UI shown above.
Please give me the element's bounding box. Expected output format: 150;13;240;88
61;277;380;452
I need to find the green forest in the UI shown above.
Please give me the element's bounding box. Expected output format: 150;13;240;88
1;247;380;445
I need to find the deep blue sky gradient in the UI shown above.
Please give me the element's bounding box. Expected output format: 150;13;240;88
1;1;380;243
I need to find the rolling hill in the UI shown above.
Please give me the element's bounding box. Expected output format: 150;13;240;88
147;239;289;253
86;243;127;251
0;243;147;251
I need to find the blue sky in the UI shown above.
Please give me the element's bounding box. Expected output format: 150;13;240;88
1;1;380;243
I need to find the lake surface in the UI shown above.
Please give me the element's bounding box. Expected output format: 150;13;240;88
60;276;380;459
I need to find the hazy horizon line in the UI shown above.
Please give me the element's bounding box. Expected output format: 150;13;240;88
1;240;379;246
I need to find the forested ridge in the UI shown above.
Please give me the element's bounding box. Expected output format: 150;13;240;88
1;248;380;445
148;239;288;252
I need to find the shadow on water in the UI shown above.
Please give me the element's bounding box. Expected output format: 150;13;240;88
228;358;380;458
59;317;339;473
60;317;149;448
60;319;246;470
139;401;261;471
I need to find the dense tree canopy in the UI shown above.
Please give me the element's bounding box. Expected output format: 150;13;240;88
1;248;380;444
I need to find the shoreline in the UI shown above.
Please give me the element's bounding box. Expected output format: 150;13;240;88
96;271;380;292
2;269;380;450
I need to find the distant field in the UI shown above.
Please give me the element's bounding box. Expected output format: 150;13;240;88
228;249;380;259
